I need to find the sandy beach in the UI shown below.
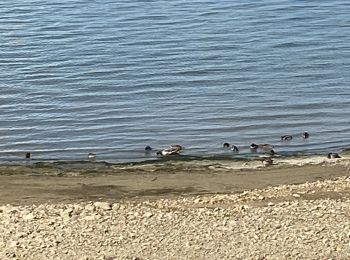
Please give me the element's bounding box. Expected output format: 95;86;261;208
0;155;350;259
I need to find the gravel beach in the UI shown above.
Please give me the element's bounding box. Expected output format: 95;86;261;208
1;157;350;259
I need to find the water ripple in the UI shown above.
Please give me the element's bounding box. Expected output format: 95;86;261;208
0;0;349;162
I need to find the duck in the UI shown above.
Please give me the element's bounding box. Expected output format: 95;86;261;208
88;152;96;160
302;132;309;139
25;152;31;159
281;135;293;141
156;144;183;156
144;145;152;151
231;145;239;152
156;149;180;156
223;142;230;148
250;143;259;150
170;144;183;153
327;153;341;159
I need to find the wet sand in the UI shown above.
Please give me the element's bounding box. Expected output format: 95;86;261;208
0;157;349;205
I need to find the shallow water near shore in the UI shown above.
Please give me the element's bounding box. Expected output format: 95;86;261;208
1;152;349;177
0;0;349;163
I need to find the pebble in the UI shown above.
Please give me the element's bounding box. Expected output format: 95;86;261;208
84;204;95;212
143;212;154;218
83;214;100;221
22;213;35;221
93;202;112;211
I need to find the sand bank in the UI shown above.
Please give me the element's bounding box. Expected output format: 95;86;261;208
0;155;349;205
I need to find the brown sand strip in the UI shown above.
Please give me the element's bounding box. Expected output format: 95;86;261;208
0;163;348;205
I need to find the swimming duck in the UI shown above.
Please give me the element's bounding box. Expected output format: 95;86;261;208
250;143;259;150
156;144;183;156
169;144;183;153
156;149;180;156
327;153;341;159
302;132;309;139
144;145;152;151
281;135;293;141
231;145;239;152
223;142;230;148
25;152;31;159
88;152;96;160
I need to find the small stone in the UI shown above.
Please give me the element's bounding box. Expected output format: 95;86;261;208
84;214;100;221
10;241;19;247
60;211;72;220
85;204;95;212
112;203;120;210
241;191;249;196
194;198;202;203
292;193;301;198
22;213;35;221
144;212;153;218
241;205;249;210
16;232;27;239
94;202;112;210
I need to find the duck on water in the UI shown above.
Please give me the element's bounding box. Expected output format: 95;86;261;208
327;153;341;159
223;143;239;152
250;143;273;151
281;132;309;141
156;144;183;156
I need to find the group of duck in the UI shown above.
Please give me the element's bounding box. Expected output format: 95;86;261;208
145;131;342;166
222;132;310;155
23;131;342;163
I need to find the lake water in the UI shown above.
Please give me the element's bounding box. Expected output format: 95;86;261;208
0;0;349;162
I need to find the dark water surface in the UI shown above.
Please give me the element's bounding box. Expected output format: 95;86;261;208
0;0;349;162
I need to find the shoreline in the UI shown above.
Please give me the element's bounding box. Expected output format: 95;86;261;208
0;155;349;205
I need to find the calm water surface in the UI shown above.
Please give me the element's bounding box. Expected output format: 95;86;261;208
0;0;349;162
